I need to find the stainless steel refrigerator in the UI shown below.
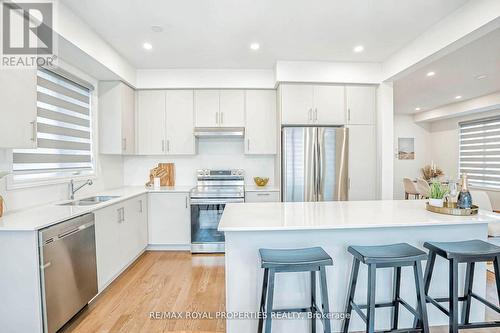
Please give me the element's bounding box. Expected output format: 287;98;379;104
281;126;348;202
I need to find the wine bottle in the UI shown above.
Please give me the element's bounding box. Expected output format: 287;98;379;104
457;173;472;209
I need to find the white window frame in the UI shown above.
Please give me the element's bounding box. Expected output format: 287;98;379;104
7;67;98;189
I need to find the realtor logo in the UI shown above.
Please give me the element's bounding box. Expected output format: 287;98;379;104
1;0;57;68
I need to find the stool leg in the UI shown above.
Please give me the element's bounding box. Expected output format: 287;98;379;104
414;261;430;333
449;259;459;333
342;258;360;333
414;251;436;328
265;268;276;333
391;266;401;330
311;271;316;333
493;256;500;302
366;264;376;333
319;266;331;333
461;262;475;325
258;268;269;333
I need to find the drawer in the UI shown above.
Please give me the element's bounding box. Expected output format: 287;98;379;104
245;191;280;203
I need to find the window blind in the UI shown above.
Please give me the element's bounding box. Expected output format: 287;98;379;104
459;115;500;190
12;68;93;181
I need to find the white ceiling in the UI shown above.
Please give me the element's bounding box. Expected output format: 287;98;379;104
394;27;500;114
62;0;467;69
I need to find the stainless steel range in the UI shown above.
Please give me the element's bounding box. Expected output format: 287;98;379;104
190;169;244;253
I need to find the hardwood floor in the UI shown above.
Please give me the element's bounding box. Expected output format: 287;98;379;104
63;251;500;333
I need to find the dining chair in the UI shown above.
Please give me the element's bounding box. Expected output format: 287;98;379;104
403;178;420;200
416;178;431;199
470;190;500;237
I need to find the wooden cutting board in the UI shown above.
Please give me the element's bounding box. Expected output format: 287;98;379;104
146;163;175;187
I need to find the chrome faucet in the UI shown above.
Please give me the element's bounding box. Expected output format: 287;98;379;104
69;179;93;200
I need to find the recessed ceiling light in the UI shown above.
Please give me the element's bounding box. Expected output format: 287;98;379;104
426;71;435;77
353;45;364;53
455;95;462;99
476;74;488;80
415;107;421;111
250;43;260;50
151;25;164;33
143;42;153;50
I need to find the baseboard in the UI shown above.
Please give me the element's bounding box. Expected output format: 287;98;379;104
146;244;191;251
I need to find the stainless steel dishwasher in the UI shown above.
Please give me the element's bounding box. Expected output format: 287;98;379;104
39;213;98;333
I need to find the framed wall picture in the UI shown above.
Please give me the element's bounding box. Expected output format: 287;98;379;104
398;137;415;160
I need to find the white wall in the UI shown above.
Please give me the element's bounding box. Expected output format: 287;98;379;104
0;61;124;212
393;115;432;199
123;138;275;186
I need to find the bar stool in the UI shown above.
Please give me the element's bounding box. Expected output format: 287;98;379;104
415;240;500;332
342;243;430;333
257;247;333;333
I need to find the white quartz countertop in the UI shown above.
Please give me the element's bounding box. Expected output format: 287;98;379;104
0;185;192;231
219;200;500;231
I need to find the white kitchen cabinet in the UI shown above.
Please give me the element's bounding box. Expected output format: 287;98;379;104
346;86;376;125
195;90;219;127
280;84;345;125
280;84;313;125
245;90;277;155
0;69;37;148
94;196;148;291
137;90;166;155
219;90;245;127
99;81;135;154
313;85;345;124
94;203;124;291
165;90;195;154
245;190;280;202
348;125;377;200
148;192;190;245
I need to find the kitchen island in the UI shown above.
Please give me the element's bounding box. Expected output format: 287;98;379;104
219;200;500;333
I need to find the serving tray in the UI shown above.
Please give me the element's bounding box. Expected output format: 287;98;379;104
426;202;478;216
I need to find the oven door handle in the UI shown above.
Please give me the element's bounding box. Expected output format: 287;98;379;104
190;198;244;204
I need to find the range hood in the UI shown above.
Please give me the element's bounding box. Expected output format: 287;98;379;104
194;127;245;138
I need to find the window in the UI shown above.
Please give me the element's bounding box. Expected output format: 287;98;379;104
459;115;500;190
12;68;94;182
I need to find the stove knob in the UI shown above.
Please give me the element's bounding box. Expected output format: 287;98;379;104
237;169;243;175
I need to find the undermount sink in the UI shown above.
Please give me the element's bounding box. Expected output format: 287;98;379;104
59;196;121;206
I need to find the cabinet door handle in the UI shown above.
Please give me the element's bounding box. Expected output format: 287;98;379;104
348;108;351;121
167;139;170;152
247;139;250;152
220;112;224;125
122;208;125;222
30;120;37;142
122;138;127;151
314;108;318;121
161;140;165;152
185;196;188;208
257;193;270;196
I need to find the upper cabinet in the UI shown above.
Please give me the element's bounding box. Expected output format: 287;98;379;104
136;90;166;155
219;90;245;127
165;90;195;155
99;81;135;154
136;90;195;155
0;69;37;148
346;86;376;125
245;90;277;155
195;90;245;127
280;84;345;125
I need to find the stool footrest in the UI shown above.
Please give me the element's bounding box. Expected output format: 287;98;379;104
458;321;500;329
351;298;422;323
426;293;500;315
470;292;500;314
425;296;450;316
375;329;424;333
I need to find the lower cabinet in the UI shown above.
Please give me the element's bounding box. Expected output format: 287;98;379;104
245;190;280;202
148;192;191;246
94;194;148;291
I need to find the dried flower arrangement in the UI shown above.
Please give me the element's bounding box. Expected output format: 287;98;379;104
421;164;444;181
